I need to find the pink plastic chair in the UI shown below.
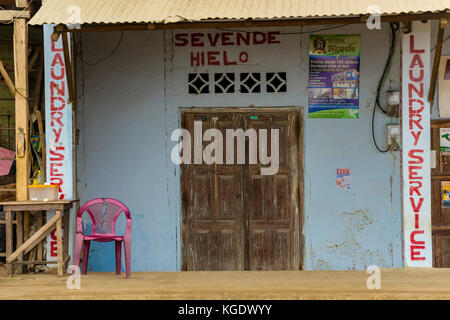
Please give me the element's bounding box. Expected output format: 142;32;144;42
73;198;131;277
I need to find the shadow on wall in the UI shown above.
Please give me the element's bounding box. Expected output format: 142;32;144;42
78;214;128;272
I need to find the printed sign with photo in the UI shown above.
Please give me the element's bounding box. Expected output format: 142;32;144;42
308;35;360;119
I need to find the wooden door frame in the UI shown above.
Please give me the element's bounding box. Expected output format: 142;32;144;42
180;106;304;271
431;119;450;180
431;120;450;128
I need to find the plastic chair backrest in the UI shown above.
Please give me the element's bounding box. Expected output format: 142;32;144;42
77;198;131;236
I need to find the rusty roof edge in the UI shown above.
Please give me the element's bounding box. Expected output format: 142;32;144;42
32;11;450;30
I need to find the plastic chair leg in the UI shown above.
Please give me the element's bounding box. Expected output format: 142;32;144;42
115;240;122;275
123;236;131;278
73;233;83;271
82;240;91;275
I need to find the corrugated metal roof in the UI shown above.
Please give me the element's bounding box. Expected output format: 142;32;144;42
29;0;450;25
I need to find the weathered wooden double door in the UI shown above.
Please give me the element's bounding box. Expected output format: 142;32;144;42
181;108;303;271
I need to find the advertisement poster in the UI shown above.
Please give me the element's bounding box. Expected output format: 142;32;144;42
442;182;450;207
308;35;360;119
336;168;351;190
440;128;450;153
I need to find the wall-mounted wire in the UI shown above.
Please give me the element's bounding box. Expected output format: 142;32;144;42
79;31;124;66
372;22;400;153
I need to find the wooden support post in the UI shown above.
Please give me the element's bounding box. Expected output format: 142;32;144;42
62;209;70;272
36;212;43;261
32;52;46;174
428;17;448;108
71;33;79;260
13;17;29;272
13;18;29;201
36;110;46;171
5;211;12;276
56;210;63;276
23;210;29;246
31;53;43;113
15;212;23;273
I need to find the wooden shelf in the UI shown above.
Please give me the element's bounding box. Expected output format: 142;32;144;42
12;260;58;265
0;219;17;224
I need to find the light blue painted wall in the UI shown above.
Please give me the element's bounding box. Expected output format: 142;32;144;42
75;22;447;271
76;31;179;271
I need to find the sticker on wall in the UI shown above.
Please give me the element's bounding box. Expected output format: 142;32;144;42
440;128;450;154
336;168;351;190
308;35;360;119
442;182;450;207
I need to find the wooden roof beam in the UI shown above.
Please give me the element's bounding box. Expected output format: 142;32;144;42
14;17;30;200
0;9;30;22
428;17;448;108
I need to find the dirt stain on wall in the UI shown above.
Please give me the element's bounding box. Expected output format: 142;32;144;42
323;209;387;269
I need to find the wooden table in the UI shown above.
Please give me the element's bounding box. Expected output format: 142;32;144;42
1;200;76;277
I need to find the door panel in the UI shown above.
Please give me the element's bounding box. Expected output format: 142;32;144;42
182;112;244;271
244;111;299;270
